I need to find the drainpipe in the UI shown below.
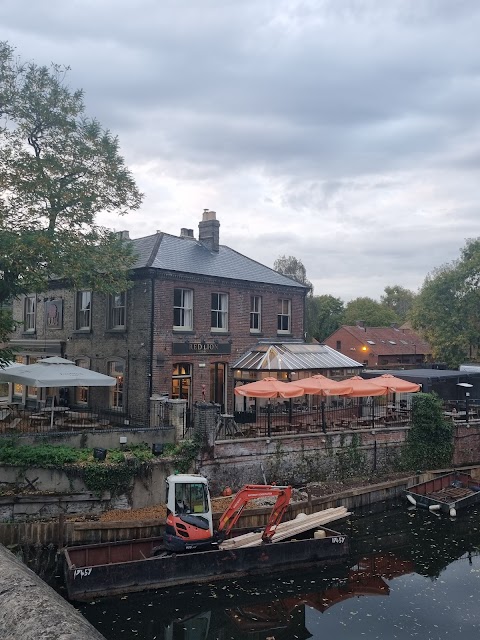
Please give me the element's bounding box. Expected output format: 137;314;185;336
149;276;155;400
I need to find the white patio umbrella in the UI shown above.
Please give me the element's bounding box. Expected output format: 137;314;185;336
0;357;116;428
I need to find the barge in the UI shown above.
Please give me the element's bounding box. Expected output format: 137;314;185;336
405;471;480;516
63;526;349;601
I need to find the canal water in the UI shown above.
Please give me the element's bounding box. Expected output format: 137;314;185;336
69;500;480;639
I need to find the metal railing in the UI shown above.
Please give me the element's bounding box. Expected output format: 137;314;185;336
0;403;173;436
226;397;413;440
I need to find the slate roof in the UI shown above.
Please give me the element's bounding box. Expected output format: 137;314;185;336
338;326;431;355
130;232;307;289
233;343;363;372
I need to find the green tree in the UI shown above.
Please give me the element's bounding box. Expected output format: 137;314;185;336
0;42;143;364
274;255;312;291
343;297;400;327
306;294;345;342
402;393;453;471
380;285;416;321
410;239;480;368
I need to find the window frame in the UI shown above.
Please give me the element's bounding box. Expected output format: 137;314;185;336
108;292;126;330
173;288;193;331
250;295;262;333
75;358;90;405
108;360;124;410
75;291;92;331
277;298;291;334
211;292;228;332
24;295;36;332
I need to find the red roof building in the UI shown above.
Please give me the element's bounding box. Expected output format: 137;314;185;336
323;323;432;369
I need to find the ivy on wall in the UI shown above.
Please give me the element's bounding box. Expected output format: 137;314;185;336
401;393;454;471
0;440;155;497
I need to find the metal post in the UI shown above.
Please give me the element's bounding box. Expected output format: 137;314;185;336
373;439;377;471
466;392;470;424
321;400;326;433
267;400;271;438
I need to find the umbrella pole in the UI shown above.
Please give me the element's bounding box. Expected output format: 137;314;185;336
50;401;55;430
371;397;375;429
321;400;326;433
267;399;271;438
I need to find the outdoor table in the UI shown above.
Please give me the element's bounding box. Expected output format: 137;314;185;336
444;411;467;420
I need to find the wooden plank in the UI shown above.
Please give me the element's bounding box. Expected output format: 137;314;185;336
220;507;349;549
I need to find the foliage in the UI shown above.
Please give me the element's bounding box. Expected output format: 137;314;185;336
162;438;201;473
0;440;155;496
343;296;400;327
401;393;454;471
0;42;143;362
334;433;367;480
380;285;416;321
274;255;312;291
411;239;480;368
305;294;345;342
0;440;89;466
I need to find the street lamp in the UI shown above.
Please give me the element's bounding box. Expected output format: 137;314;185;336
457;382;473;424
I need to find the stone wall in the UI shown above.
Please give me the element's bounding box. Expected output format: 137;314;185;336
199;425;408;494
0;544;105;639
0;457;175;515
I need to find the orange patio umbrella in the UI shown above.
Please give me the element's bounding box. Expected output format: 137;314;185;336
287;374;353;396
234;377;304;399
367;374;421;393
343;376;388;398
285;375;353;433
234;377;304;437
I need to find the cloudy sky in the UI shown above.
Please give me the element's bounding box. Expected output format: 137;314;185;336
2;0;480;301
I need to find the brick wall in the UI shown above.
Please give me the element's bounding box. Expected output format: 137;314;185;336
9;272;305;423
150;273;306;410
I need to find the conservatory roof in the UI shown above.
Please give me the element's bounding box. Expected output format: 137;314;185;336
233;343;363;372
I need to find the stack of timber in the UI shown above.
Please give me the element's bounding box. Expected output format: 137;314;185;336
220;506;350;549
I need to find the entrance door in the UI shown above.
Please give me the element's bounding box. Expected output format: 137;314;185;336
172;363;192;407
210;362;226;411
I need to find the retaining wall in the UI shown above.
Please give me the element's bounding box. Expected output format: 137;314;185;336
201;425;408;493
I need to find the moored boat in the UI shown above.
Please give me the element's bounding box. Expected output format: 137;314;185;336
405;471;480;516
63;526;349;601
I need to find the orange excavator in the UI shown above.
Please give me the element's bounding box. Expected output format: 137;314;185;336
163;473;292;553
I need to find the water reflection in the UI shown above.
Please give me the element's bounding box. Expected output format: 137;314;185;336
76;502;480;639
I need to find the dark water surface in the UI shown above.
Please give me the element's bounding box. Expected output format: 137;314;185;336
73;501;480;639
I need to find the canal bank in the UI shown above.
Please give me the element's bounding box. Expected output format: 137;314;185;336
0;544;105;640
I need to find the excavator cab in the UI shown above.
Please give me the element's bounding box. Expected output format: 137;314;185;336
164;474;216;552
164;474;293;553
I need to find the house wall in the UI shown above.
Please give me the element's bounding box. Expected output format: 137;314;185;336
324;327;426;368
8;272;306;422
151;273;306;410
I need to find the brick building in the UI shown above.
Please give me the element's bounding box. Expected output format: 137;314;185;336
7;211;309;423
323;322;432;369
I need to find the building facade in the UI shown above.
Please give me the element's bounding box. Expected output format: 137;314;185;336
323;323;432;369
8;211;308;423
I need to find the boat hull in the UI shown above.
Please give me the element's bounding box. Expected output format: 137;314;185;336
405;472;480;514
64;527;349;601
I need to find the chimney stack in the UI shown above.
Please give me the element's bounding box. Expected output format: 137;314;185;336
180;228;195;239
198;209;220;252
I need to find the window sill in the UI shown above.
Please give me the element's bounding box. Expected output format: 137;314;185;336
277;331;292;336
173;328;195;334
21;332;37;338
210;329;229;334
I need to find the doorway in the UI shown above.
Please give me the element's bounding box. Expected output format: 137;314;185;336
210;362;226;411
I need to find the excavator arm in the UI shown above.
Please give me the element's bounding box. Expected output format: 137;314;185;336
217;484;292;543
